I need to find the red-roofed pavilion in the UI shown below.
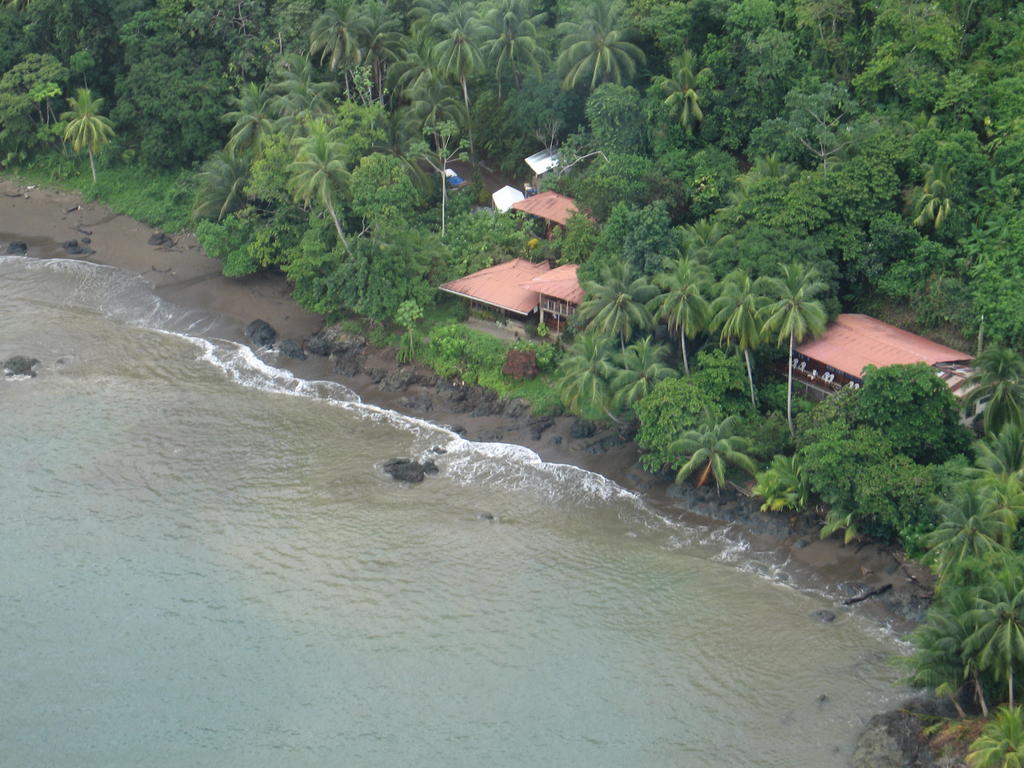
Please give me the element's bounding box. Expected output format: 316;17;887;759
522;264;584;332
794;314;973;397
510;190;579;235
438;258;550;317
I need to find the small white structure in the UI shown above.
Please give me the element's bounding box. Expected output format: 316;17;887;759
524;148;559;176
491;185;526;212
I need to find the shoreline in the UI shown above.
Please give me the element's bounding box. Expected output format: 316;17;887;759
0;178;935;633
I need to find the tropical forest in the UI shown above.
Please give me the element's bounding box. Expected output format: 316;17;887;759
3;0;1024;761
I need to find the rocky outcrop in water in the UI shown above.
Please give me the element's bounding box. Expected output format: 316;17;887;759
245;319;277;348
3;356;40;377
382;458;438;483
4;241;27;255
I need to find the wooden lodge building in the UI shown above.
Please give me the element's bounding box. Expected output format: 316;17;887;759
438;259;583;332
793;314;973;398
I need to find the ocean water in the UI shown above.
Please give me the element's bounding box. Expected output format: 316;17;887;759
0;255;902;767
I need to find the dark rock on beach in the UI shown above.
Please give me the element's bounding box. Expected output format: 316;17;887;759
245;319;277;347
528;417;554;440
570;419;597;439
812;609;837;623
379;367;414;392
307;327;366;358
851;696;953;768
3;355;40;376
278;339;306;360
5;241;28;255
62;239;88;255
147;231;174;247
399;391;434;412
382;458;432;483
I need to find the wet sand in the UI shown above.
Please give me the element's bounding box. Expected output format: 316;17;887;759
0;178;935;632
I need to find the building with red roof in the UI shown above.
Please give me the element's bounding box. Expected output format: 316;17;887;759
510;190;579;233
438;258;551;317
793;314;973;397
522;264;584;332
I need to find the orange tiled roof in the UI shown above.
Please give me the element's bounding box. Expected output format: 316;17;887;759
523;264;584;304
797;314;972;378
439;258;550;315
510;190;579;227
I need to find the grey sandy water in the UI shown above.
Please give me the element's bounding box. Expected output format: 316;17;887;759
0;254;903;767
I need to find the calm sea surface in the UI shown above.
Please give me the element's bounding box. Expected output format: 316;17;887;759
0;255;902;767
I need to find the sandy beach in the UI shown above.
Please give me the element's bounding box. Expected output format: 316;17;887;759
0;177;935;631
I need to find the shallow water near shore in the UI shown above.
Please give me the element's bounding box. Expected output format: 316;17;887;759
1;255;903;766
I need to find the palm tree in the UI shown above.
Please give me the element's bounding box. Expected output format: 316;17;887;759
192;150;250;221
912;162;954;231
671;412;757;491
710;269;767;407
611;336;676;418
968;569;1024;709
223;82;275;155
964;346;1024;436
902;588;979;719
267;55;336;131
654;49;710;133
678;218;735;263
649;256;711;375
60;88;115;183
967;705;1024;767
480;0;546;96
289;119;350;248
753;454;810;513
974;425;1024;480
373;108;432;193
558;333;615;420
924;488;1013;578
555;2;646;91
430;2;486;153
575;263;657;352
760;262;829;433
309;0;367;77
358;0;402;103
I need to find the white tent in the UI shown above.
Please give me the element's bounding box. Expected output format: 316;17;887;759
492;185;526;212
524;148;559;175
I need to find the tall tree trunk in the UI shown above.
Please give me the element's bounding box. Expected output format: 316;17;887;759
1010;665;1015;710
975;671;989;717
680;322;690;375
744;348;756;406
325;199;349;252
787;333;795;434
460;76;474;156
440;169;447;238
88;148;96;183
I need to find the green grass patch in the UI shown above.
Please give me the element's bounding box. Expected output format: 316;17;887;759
9;151;194;233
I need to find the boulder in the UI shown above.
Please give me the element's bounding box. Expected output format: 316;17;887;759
422;460;439;475
812;610;837;623
244;319;277;347
382;458;427;483
528;417;554;440
278;339;306;360
570;419;597;439
62;239;87;255
398;392;434;412
307;327;366;357
380;367;414;392
147;231;174;247
3;355;39;377
850;696;952;768
5;241;27;255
